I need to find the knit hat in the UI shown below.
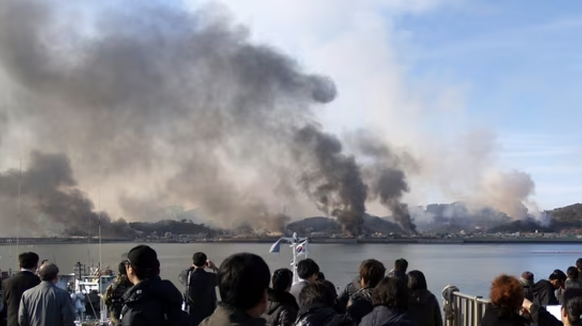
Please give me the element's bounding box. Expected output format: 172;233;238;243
127;245;160;271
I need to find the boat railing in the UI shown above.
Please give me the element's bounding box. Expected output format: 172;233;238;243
442;286;489;326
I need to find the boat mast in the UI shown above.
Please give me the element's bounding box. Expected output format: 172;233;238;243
16;156;21;265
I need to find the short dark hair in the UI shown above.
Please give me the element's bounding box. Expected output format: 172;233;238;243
19;252;40;270
576;258;582;270
407;270;427;291
549;269;567;283
563;288;582;325
567;266;579;280
193;252;207;267
218;253;270;310
317;272;325;281
272;268;293;292
38;263;59;281
297;258;319;280
299;280;337;307
359;259;386;288
372;277;408;309
394;258;408;272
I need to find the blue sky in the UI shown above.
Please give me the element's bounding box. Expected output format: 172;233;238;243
397;0;582;209
214;0;582;211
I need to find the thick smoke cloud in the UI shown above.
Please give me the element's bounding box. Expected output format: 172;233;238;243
349;131;417;234
0;0;384;236
0;151;135;237
294;125;368;236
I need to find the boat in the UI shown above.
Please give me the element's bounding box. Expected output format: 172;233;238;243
54;262;115;325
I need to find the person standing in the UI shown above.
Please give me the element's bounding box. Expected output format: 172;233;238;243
120;245;188;326
18;263;75;326
289;259;320;305
104;261;133;325
2;252;41;326
181;252;219;326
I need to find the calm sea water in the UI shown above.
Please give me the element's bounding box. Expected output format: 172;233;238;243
1;243;580;300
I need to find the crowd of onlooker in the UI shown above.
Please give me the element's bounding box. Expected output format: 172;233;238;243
481;259;582;326
2;247;582;326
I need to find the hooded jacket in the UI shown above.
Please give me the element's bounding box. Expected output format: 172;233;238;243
531;280;559;307
346;288;373;325
120;276;187;326
359;306;416;326
265;289;299;326
295;304;348;326
407;290;442;326
200;302;267;326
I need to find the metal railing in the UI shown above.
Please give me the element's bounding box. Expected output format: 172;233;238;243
444;289;490;326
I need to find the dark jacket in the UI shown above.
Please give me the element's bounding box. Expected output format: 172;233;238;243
346;288;373;325
295;304;348;326
337;277;361;314
522;284;534;302
480;303;559;326
200;302;266;326
265;289;298;326
19;281;75;326
120;276;186;326
186;268;218;326
387;271;407;285
359;306;417;326
2;271;41;326
531;280;559;307
408;290;442;326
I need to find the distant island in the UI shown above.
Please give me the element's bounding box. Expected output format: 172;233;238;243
3;202;582;244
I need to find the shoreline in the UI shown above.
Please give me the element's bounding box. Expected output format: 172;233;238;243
1;237;582;245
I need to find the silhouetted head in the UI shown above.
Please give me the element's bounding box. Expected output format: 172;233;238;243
118;261;127;276
407;270;428;291
372;277;408;310
299;280;337;308
19;252;40;270
394;258;408;273
297;258;320;282
520;271;534;287
126;245;160;283
218;253;270;317
567;267;579;280
489;274;524;315
359;259;386;288
576;258;582;272
272;268;293;292
549;269;567;289
38;263;59;283
192;252;208;268
562;288;582;326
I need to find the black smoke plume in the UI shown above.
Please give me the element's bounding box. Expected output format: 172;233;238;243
0;151;136;238
294;125;368;236
0;0;410;236
349;131;418;234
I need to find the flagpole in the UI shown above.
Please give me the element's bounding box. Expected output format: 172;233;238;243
292;239;298;284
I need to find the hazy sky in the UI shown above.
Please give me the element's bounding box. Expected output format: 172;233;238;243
199;0;582;210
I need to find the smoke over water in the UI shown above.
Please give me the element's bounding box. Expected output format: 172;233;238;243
0;152;135;237
0;0;539;237
294;125;368;236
